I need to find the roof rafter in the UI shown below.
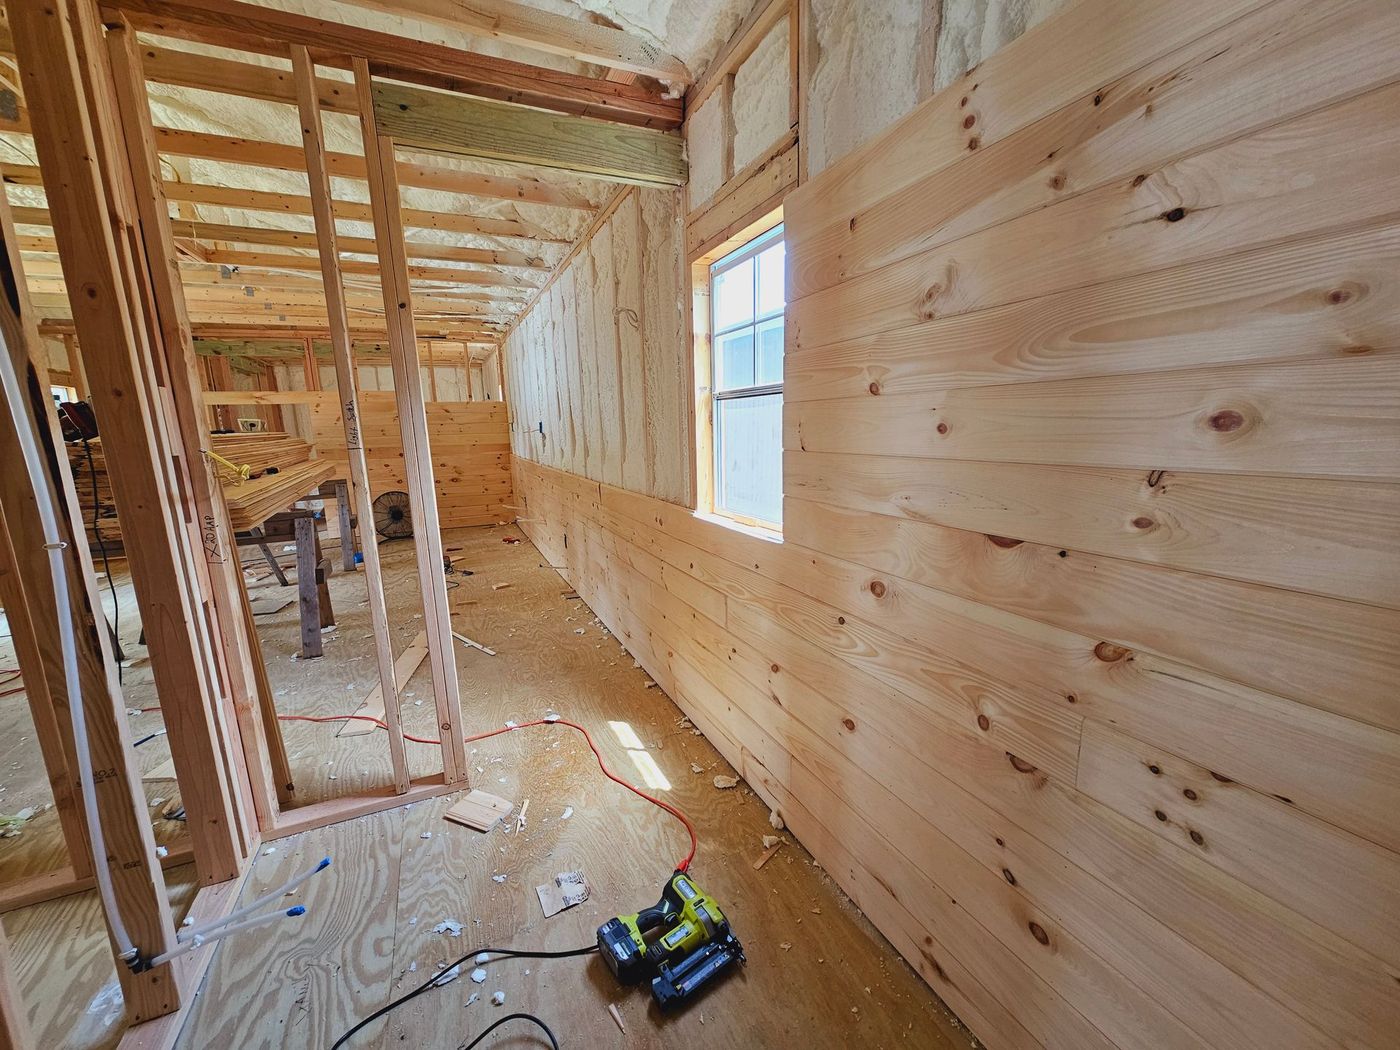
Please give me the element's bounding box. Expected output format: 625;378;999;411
10;205;553;270
335;0;689;83
104;0;682;129
3;163;569;242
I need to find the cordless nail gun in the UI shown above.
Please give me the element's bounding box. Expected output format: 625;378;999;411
597;870;745;1010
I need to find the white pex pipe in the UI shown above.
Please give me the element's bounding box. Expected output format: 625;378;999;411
178;857;329;943
0;340;135;961
150;906;306;969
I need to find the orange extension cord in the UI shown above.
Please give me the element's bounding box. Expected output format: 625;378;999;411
143;708;698;873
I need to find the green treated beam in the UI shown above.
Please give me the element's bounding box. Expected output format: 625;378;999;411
372;81;687;187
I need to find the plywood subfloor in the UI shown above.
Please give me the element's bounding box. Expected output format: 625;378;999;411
175;525;977;1048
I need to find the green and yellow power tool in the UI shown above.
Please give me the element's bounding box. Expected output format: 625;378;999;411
597;870;745;1010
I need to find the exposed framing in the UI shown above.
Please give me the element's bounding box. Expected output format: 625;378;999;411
0;0;672;1039
290;43;409;794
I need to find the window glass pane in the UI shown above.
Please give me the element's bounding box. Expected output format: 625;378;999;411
712;256;754;331
715;328;755;391
756;317;784;386
715;392;783;526
756;240;786;318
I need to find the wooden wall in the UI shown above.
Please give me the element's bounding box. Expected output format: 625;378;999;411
309;392;511;529
506;1;1400;1047
503;186;690;505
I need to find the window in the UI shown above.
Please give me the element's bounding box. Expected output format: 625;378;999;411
708;224;784;529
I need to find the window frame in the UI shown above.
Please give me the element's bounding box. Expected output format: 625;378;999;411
706;222;784;531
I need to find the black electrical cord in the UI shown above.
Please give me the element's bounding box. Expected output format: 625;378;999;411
82;437;122;684
329;944;597;1049
459;1013;560;1050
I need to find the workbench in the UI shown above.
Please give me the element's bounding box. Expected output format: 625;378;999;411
222;459;341;659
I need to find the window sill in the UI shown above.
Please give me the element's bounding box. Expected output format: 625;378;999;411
693;509;783;544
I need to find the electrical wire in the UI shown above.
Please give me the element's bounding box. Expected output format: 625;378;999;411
139;711;700;873
81;435;121;684
330;945;595;1049
459;1013;560;1050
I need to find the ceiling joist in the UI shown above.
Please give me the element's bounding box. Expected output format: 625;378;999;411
10;205;551;270
3;166;567;242
105;0;683;129
18;252;528;302
18;236;538;291
39;317;500;343
336;0;690;83
373;79;687;186
0;123;599;211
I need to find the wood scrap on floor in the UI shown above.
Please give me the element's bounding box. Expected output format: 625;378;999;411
248;595;294;615
451;630;497;656
442;789;514;832
754;839;783;870
337;628;429;737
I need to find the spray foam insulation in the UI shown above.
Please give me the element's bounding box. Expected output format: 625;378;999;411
731;16;791;174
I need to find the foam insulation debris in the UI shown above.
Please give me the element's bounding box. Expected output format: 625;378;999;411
432;964;463;986
713;775;739;790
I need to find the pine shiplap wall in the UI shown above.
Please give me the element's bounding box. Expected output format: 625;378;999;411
506;2;1400;1047
309;393;511;528
504;186;690;504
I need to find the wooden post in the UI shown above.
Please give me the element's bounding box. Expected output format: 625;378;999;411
302;335;320;390
0;178;177;1025
236;573;295;804
293;45;410;793
13;0;245;883
0;923;32;1050
425;339;439;401
88;4;258;860
355;58;467;785
208;354;234;430
0;192;95;885
334;479;356;571
62;332;88;400
294;513;322;659
0;504;95;879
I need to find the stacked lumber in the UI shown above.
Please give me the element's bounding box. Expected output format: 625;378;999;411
64;438;122;550
66;433;330;545
222;459;337;532
210;432;314;474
